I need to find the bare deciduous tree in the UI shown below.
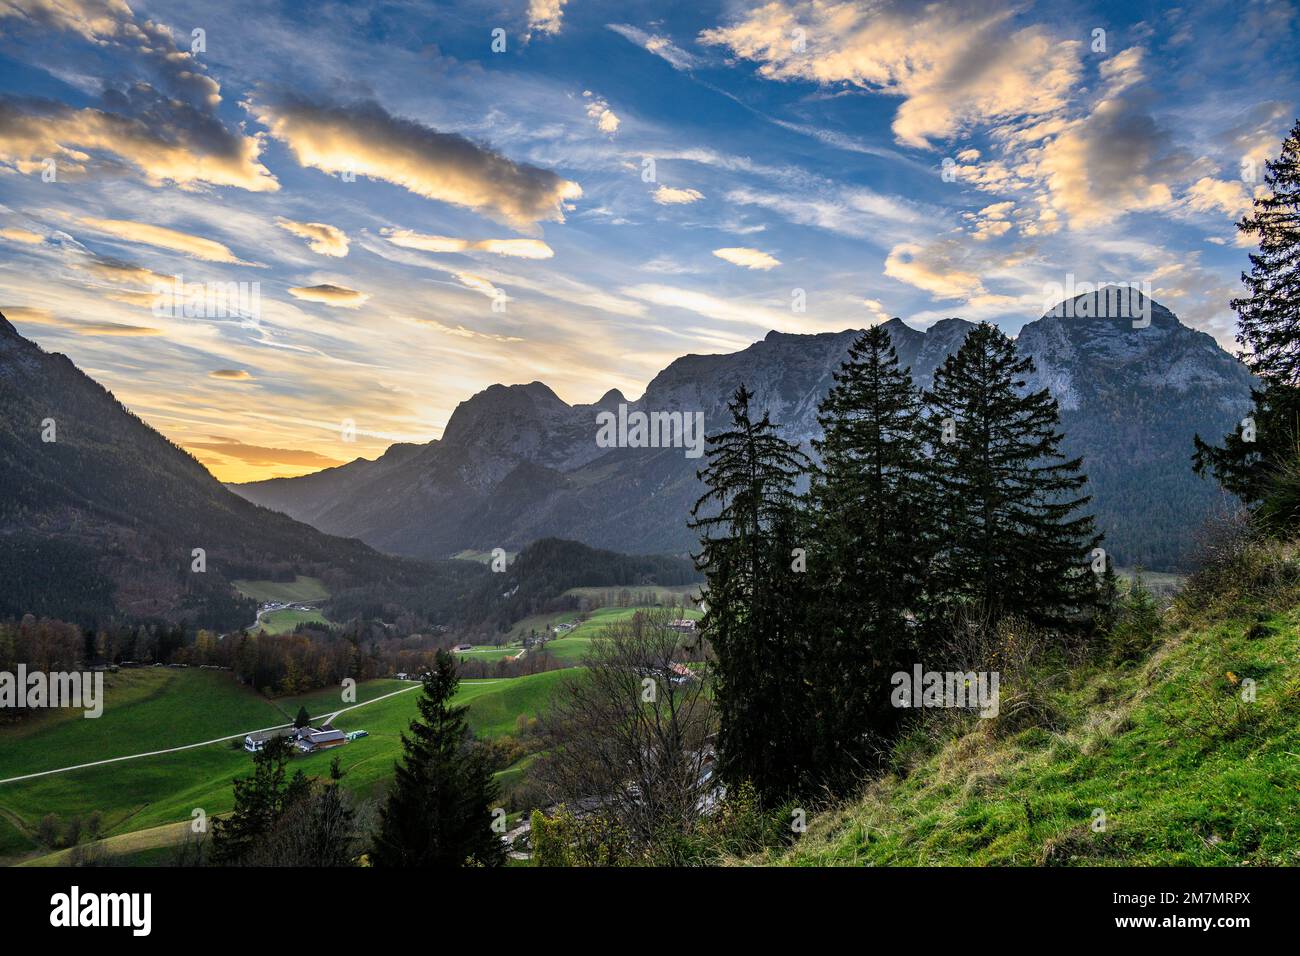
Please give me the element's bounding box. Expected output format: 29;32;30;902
535;607;716;859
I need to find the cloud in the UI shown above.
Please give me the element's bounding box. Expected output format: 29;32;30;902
700;0;1083;148
454;272;507;300
884;242;985;299
1185;177;1253;220
382;228;554;259
653;185;704;205
583;92;621;134
713;247;781;270
74;253;173;306
78;217;256;264
527;0;567;37
275;218;350;257
416;318;523;343
209;368;253;380
1;0;221;108
3;304;161;335
255;97;582;229
77;254;173;286
287;284;370;308
185;438;344;468
0;3;281;192
622;284;803;332
1037;81;1187;227
0;95;277;192
0;227;43;244
725;184;924;240
862;298;892;323
967;201;1017;240
607;24;701;70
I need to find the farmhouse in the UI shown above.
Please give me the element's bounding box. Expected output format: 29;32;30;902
667;619;697;633
294;726;347;753
244;728;293;752
668;662;698;683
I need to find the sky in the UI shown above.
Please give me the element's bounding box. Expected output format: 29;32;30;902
0;0;1296;482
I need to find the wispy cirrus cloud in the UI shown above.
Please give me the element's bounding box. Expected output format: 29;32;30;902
287;284;370;308
382;228;554;259
78;217;259;264
185;437;345;468
0;226;43;244
607;24;701;71
2;304;161;336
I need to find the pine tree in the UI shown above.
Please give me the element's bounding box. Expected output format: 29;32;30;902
805;324;930;784
923;323;1102;630
294;705;311;729
689;385;812;803
371;650;504;867
1194;119;1300;522
210;735;311;865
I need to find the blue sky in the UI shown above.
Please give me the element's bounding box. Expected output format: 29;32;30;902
0;0;1295;480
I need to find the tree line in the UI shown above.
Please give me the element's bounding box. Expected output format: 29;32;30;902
691;319;1109;802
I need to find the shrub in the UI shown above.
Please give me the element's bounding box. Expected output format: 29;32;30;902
1106;573;1162;662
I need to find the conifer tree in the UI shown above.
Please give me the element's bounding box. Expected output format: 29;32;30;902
690;385;812;803
923;323;1101;629
1194;119;1300;523
210;735;310;865
805;324;930;783
371;650;503;867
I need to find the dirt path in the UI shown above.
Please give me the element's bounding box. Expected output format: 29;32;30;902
0;681;426;787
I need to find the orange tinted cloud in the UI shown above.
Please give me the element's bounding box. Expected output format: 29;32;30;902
256;97;582;229
275;217;350;257
78;217;257;264
288;283;370;308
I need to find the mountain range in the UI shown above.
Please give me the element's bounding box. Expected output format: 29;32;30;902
231;292;1255;571
0;311;486;629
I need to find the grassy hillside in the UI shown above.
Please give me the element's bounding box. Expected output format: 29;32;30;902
562;584;701;604
232;576;330;604
540;605;702;663
769;555;1300;867
258;607;330;634
0;669;286;780
0;669;577;864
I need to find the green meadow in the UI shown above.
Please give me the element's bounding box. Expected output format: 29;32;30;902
0;669;576;864
231;576;330;604
538;605;703;663
0;599;693;866
258;607;330;634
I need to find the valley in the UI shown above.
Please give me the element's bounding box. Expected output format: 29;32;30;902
0;665;570;865
0;592;701;867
